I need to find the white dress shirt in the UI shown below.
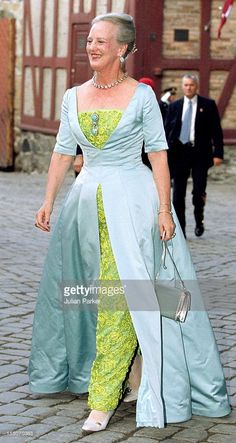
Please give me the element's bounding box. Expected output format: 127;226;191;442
181;95;198;143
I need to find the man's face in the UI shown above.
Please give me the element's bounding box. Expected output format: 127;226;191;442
182;78;198;99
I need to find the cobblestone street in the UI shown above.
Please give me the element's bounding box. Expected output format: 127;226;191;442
0;171;236;443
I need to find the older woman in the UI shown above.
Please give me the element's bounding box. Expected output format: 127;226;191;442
29;13;230;434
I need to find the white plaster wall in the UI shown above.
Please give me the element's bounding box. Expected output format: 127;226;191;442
57;0;70;57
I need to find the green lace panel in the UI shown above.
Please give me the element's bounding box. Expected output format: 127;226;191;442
88;308;137;411
78;110;123;149
88;185;137;411
97;185;119;280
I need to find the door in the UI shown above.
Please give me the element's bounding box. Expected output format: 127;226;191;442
0;18;15;169
70;23;92;87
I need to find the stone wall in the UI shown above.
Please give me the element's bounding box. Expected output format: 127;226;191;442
163;0;201;59
14;132;55;173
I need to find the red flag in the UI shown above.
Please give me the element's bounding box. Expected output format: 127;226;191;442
217;0;234;38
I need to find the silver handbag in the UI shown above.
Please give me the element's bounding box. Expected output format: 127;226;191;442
156;239;191;322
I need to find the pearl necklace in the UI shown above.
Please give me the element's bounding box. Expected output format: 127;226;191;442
92;72;128;89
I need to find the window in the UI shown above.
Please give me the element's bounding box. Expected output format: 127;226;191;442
174;29;189;42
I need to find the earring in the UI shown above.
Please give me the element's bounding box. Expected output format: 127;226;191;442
120;55;125;63
131;43;138;54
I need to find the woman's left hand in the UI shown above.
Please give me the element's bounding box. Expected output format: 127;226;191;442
74;154;84;174
158;213;176;241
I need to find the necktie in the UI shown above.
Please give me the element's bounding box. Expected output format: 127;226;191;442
179;100;192;144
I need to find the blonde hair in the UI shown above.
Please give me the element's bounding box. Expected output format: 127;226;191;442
92;13;136;60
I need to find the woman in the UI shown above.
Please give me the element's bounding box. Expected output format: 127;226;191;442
29;13;230;433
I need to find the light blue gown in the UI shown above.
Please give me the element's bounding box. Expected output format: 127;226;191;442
28;83;230;428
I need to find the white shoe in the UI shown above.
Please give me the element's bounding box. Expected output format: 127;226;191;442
123;387;138;402
82;410;114;434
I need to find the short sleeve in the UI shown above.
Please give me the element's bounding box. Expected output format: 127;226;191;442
53;89;77;156
143;86;169;153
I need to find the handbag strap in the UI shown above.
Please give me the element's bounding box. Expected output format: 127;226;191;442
161;239;186;291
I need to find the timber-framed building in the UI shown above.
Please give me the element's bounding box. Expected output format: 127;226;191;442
0;0;235;172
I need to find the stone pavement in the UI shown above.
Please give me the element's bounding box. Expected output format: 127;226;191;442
0;171;236;443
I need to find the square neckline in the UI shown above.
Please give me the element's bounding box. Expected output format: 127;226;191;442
78;109;123;114
78;109;124;150
74;83;142;150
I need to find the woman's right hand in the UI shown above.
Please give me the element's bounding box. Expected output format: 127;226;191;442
35;203;53;232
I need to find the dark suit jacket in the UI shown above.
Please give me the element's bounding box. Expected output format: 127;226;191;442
159;101;169;122
165;95;224;171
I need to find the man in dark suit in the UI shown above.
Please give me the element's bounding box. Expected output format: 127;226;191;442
165;74;223;238
159;86;177;122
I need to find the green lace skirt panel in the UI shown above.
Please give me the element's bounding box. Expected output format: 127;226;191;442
88;186;137;411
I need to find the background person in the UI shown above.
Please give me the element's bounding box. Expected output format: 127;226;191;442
74;145;83;176
165;73;223;238
138;76;156;91
159;86;177;121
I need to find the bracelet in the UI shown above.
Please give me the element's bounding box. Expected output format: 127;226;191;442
159;204;171;210
158;210;173;216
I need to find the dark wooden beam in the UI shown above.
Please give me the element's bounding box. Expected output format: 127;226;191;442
21;0;27;121
153;59;200;72
20;120;58;135
209;60;235;70
38;0;46;119
124;0;130;13
23;56;68;68
134;0;164;94
80;0;84;13
50;0;59;121
223;129;236;144
69;0;73;14
199;0;211;95
153;59;234;71
150;0;164;96
107;0;112;12
218;58;236;118
25;0;38;117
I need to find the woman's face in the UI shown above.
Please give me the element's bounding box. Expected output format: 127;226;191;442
86;21;126;72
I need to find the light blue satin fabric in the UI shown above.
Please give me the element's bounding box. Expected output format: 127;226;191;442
28;84;230;427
